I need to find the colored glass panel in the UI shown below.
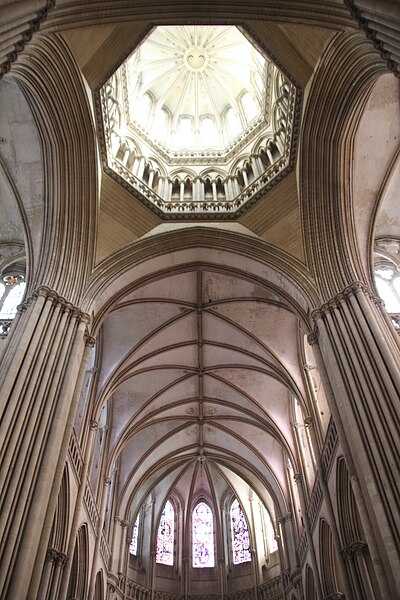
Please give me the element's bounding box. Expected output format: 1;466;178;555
156;500;174;565
129;513;140;555
192;502;215;568
230;499;251;564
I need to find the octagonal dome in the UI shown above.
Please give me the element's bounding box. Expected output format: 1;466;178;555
125;25;267;155
99;25;300;219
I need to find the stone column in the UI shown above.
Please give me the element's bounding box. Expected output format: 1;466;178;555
293;474;323;600
310;281;400;598
58;418;99;600
0;286;90;600
87;476;112;600
277;513;297;575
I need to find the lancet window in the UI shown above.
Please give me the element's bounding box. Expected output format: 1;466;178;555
192;501;215;568
156;500;174;565
129;513;140;555
230;499;251;564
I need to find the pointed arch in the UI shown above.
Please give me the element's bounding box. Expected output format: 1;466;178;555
156;499;174;565
192;501;215;568
319;518;339;597
67;524;89;600
305;564;318;600
230;498;251;564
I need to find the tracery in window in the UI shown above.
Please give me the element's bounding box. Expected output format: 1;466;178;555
192;501;215;568
129;513;140;555
374;265;400;314
373;242;400;330
0;281;26;319
156;499;174;565
230;499;251;564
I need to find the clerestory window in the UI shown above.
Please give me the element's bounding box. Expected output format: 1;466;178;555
156;500;174;565
129;512;140;556
230;498;251;564
192;501;215;568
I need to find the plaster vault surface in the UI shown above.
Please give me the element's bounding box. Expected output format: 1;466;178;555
94;263;328;529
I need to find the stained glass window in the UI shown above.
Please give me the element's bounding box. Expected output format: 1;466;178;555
129;513;140;555
192;501;215;568
156;500;174;565
230;499;251;564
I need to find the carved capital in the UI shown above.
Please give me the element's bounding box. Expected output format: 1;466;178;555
341;540;367;560
293;472;302;484
104;476;112;486
307;327;319;345
46;547;67;565
85;334;96;348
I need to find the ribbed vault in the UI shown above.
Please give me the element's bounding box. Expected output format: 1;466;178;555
93;263;312;531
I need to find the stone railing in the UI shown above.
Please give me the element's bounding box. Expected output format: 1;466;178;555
320;418;339;477
107;128;288;216
101;75;298;217
68;429;83;482
100;530;111;567
84;481;99;532
307;476;323;533
297;529;308;566
125;576;283;600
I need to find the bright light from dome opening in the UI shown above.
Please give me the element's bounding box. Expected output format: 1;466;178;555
124;25;266;154
99;24;298;217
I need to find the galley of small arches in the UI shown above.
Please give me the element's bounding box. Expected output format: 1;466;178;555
127;494;278;571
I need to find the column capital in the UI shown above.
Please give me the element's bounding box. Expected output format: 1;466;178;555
293;472;302;484
104;476;112;485
307;327;319;345
85;334;96;348
46;547;67;566
341;540;367;560
312;281;380;323
25;285;91;323
304;416;314;427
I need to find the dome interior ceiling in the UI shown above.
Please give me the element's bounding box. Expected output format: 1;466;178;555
97;266;310;517
125;25;267;152
98;24;299;218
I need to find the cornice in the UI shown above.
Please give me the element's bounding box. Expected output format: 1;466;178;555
40;2;355;32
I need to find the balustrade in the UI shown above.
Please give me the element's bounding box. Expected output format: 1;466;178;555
124;577;284;600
